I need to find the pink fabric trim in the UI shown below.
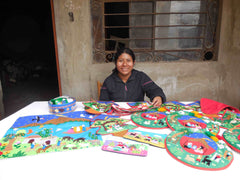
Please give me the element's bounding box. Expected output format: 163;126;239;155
142;81;152;86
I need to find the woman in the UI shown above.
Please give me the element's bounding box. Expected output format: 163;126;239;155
100;48;166;106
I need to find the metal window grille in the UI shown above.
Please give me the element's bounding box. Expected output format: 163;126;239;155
91;0;220;62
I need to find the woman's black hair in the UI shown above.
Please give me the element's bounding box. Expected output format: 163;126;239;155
114;47;135;64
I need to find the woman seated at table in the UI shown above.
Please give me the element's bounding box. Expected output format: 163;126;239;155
99;47;166;106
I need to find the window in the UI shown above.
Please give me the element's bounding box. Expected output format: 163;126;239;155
91;0;220;62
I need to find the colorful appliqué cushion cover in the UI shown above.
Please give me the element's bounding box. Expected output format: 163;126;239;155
166;131;233;170
0;111;102;159
0;99;240;171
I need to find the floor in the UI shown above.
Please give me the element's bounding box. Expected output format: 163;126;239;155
2;75;59;119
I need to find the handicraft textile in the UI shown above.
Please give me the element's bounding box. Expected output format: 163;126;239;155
166;131;233;170
131;110;168;129
91;114;137;135
102;140;148;156
0;111;102;159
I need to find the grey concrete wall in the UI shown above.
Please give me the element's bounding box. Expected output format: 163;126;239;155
53;0;240;108
217;0;240;108
53;0;93;100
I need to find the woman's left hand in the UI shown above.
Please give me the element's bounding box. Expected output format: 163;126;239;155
152;96;163;107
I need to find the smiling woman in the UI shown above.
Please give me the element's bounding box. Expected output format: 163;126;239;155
99;47;166;106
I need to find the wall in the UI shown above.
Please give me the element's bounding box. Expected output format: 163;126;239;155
53;0;93;100
53;0;240;108
217;0;240;108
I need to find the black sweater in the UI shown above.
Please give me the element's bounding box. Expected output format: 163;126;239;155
99;69;166;103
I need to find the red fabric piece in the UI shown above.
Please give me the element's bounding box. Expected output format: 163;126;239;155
200;98;240;114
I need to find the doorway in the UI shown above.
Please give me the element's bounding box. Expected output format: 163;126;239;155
0;1;59;118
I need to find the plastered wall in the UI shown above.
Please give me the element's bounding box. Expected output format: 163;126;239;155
53;0;240;108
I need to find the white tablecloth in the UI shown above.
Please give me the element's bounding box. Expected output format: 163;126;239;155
0;101;239;180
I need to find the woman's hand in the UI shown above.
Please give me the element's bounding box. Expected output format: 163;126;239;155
152;96;163;107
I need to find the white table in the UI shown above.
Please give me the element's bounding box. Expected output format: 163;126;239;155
0;101;239;180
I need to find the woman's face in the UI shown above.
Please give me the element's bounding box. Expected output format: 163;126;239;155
116;53;134;79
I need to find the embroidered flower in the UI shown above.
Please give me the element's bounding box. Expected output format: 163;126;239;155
0;152;3;156
3;151;10;155
1;143;8;146
3;143;8;146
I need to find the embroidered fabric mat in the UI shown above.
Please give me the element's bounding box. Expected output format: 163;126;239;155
0;111;103;159
166;131;234;170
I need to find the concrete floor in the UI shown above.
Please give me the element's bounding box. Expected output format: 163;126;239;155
2;76;59;119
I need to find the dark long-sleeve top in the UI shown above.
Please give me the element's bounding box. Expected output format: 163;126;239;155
99;69;166;103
